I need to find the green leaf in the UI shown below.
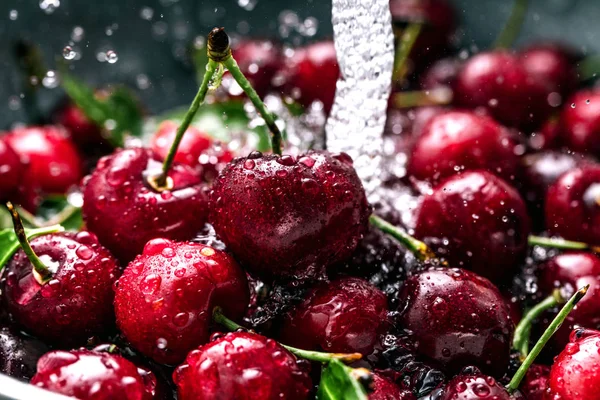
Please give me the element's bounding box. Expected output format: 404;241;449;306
37;196;83;232
317;360;370;400
0;225;64;272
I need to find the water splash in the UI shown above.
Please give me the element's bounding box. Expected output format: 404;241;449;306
326;0;394;198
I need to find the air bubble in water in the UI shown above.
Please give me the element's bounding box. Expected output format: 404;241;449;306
238;0;257;11
42;70;59;89
62;46;76;60
40;0;60;14
9;10;18;20
106;50;119;64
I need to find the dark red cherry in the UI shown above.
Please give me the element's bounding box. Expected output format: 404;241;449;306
210;150;370;281
280;41;339;114
519;364;549;400
150;120;213;167
439;370;520;399
414;171;531;283
407;111;521;184
114;239;249;364
454;51;551;131
173;331;312;400
58;102;105;148
228;39;283;98
545;164;600;245
1;231;120;345
0;327;49;381
82;147;209;262
5;126;83;194
280;277;388;356
519;43;578;98
559;90;600;156
397;267;514;377
547;328;600;400
31;349;157;400
0;138;23;201
369;372;416;400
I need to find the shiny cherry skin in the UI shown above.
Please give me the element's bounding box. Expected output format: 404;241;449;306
519;364;550;400
5;126;83;194
407;111;521;184
31;349;157;400
280;277;388;356
0;138;23;201
414;171;531;283
0;327;49;381
547;329;600;400
229;39;283;98
545;164;600;245
370;373;416;400
210;151;370;281
454;51;550;131
559;90;600;156
1;231;120;345
114;239;249;365
438;370;521;399
150;121;212;167
58;102;105;148
281;41;339;114
519;43;578;98
397;267;514;377
82;147;209;262
173;331;312;400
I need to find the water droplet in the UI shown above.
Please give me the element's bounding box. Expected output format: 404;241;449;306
106;50;119;64
156;338;168;349
75;245;94;261
243;159;255;170
173;312;190;327
140;274;162;295
39;0;60;14
42;70;59;89
9;10;18;20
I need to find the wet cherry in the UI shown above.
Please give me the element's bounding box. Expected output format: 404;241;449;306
414;171;531;283
397;267;514;377
518;364;549;400
519;43;578;99
438;369;520;399
0;138;23;201
280;277;389;356
229;39;283;98
114;239;249;365
57;102;105;148
173;331;312;400
559;90;600;156
0;327;49;381
82;147;210;262
150;120;213;167
369;372;415;400
210;150;370;281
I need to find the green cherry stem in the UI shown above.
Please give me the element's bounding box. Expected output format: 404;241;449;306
528;235;600;253
494;0;530;49
212;307;362;364
369;214;437;262
506;285;589;394
393;88;453;108
393;22;423;82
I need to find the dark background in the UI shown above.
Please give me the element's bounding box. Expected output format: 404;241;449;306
0;0;597;128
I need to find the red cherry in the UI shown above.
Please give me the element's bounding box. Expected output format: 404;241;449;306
545;164;600;245
150;121;213;167
414;171;531;283
1;231;120;345
369;372;416;400
0;138;23;201
173;331;312;400
31;349;156;400
210;151;370;281
439;370;520;399
407;110;521;184
280;277;389;356
531;117;562;151
519;43;578;98
547;328;600;400
0;327;49;381
559;90;600;156
5;126;83;194
57;102;105;148
228;39;283;98
454;51;551;131
114;239;249;365
519;364;550;400
82;147;209;262
397;267;514;377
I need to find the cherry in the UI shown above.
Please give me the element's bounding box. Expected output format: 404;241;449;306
1;231;120;345
82;147;209;262
369;372;415;400
397;267;514;377
5;126;83;194
31;348;157;400
57;102;105;148
0;327;49;381
407;110;521;184
0;138;23;201
518;364;549;400
150;120;213;167
414;171;531;283
519;43;578;99
559;90;600;156
531;117;561;151
545;164;600;245
280;277;389;356
210;150;370;281
454;50;551;131
114;239;249;365
546;328;600;400
227;39;283;98
437;369;520;399
280;41;339;114
173;331;312;400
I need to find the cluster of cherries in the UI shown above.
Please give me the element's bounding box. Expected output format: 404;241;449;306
0;0;600;399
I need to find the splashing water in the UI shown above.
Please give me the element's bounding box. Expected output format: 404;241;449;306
326;0;394;198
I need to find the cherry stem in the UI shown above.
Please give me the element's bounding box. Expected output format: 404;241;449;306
212;307;362;364
369;214;437;262
393;88;453;108
512;289;565;358
506;285;589;393
5;202;58;284
393;22;422;82
494;0;530;49
528;235;600;253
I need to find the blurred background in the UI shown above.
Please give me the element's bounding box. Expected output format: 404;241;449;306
0;0;597;127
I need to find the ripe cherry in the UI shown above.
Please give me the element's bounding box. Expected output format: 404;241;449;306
559;90;600;156
545;164;600;245
210;150;370;281
280;277;389;356
370;372;415;400
0;138;23;201
519;43;578;99
228;39;283;98
31;349;157;400
414;171;531;283
546;328;600;400
173;331;312;400
437;369;519;399
518;364;549;400
0;327;49;381
57;102;105;148
5;126;83;194
114;239;249;365
397;267;514;377
1;231;120;345
407;110;521;184
150;121;213;167
82;147;209;262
